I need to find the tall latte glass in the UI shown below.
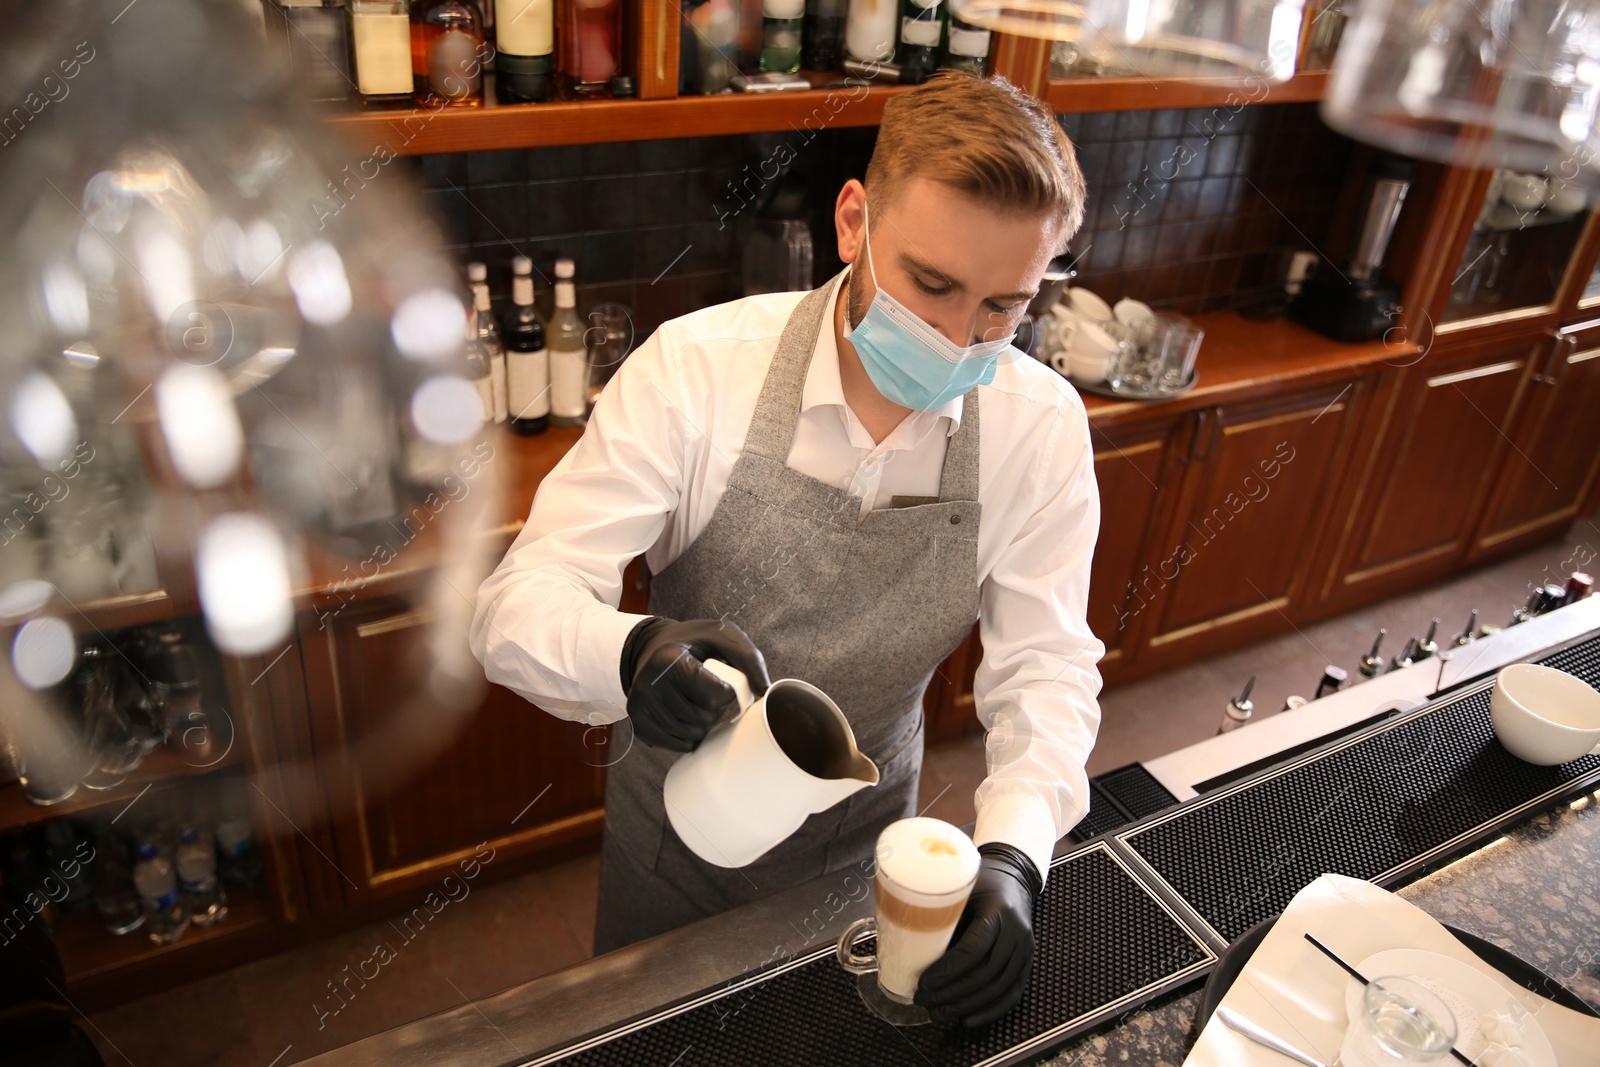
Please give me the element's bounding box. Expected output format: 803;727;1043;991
836;817;980;1025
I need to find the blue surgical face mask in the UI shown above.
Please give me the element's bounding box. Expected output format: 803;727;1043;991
845;202;1018;411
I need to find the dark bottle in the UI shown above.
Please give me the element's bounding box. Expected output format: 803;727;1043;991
939;14;989;74
802;0;848;70
761;0;805;74
896;0;940;83
495;0;554;101
505;255;551;435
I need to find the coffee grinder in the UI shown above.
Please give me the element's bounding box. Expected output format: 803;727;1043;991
1293;153;1417;342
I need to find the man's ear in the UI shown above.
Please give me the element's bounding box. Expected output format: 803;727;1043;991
834;179;868;265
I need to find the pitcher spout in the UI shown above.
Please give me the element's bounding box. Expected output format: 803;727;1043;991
808;751;880;813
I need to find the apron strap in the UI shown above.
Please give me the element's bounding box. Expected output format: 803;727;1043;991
742;272;844;463
743;268;983;505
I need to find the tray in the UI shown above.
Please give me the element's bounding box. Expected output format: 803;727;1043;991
1071;366;1197;401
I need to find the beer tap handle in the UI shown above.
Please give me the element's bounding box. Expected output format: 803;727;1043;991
1451;609;1477;647
1358;628;1387;678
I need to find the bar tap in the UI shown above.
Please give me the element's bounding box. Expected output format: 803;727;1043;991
1451;609;1477;648
1358;629;1387;679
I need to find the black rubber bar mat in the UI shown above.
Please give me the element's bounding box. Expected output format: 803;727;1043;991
1096;763;1179;819
524;843;1214;1067
1116;632;1600;947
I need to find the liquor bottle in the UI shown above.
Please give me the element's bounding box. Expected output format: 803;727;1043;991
549;258;588;427
464;298;495;423
505;255;551;435
896;0;940;83
939;14;989;74
350;0;414;106
761;0;805;74
557;0;623;99
844;0;897;61
414;0;487;107
495;0;554;101
467;262;508;423
802;0;847;71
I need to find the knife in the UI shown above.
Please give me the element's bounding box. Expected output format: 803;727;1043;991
1217;1006;1329;1067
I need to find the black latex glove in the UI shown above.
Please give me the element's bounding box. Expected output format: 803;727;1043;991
915;843;1041;1027
619;617;771;752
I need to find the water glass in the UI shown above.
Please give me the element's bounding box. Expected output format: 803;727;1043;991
1336;976;1457;1066
584;303;634;411
1144;313;1204;392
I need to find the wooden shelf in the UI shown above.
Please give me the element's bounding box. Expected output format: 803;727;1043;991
320;68;1327;156
324;78;914;156
1047;69;1327;114
0;743;243;836
57;881;272;987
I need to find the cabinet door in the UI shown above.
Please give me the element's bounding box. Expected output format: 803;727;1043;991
1086;417;1187;678
1334;340;1535;600
1141;380;1364;665
1440;175;1592;329
1472;330;1600;557
299;597;607;904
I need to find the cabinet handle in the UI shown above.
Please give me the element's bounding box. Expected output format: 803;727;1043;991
1181;407;1211;465
1534;330;1576;385
1195;405;1223;463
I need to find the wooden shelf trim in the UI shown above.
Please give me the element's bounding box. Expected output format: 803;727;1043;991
1047;69;1327;114
57;882;271;985
0;744;244;836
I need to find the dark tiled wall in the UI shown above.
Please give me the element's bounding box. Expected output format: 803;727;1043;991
411;100;1354;337
1062;102;1354;315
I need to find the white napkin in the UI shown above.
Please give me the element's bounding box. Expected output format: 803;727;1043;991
1181;873;1600;1067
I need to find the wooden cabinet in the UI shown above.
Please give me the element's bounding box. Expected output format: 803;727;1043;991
1471;322;1600;559
297;596;608;904
1325;336;1538;604
1138;380;1366;668
1085;416;1189;677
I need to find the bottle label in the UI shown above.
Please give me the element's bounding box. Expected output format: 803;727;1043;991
764;0;806;19
907;0;940;9
496;0;554;55
142;887;179;911
947;25;990;57
550;349;587;418
474;283;492;312
555;280;576;308
514;275;535;305
508;347;552;419
352;12;413;95
901;16;941;46
476;376;495;422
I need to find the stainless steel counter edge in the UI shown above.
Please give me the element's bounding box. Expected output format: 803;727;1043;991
299;829;959;1066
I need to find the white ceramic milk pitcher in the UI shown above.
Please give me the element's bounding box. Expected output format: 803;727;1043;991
660;659;880;868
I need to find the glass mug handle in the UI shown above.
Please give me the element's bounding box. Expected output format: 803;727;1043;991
836;916;878;975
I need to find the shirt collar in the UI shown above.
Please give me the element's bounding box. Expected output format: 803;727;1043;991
802;268;964;440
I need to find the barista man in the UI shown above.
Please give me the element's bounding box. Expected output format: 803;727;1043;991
471;72;1104;1028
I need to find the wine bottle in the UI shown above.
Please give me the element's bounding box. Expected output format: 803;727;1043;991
467;262;508;423
896;0;940;83
505;255;551;435
495;0;554;102
761;0;805;74
940;14;989;74
549;258;587;426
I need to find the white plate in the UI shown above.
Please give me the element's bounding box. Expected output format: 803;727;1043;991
1342;948;1556;1067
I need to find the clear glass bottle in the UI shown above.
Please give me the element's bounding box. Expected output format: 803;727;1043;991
549;258;588;427
896;0;940;83
761;0;805;73
464;298;495;424
557;0;623;99
414;0;487;107
349;0;415;106
505;255;551;435
940;14;989;74
495;0;554;101
802;0;848;71
467;262;507;423
92;828;145;936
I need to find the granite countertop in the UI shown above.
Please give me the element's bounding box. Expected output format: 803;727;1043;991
1033;785;1600;1066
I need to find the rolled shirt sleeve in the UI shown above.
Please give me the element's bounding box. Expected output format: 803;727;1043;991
469;325;687;723
970;394;1105;887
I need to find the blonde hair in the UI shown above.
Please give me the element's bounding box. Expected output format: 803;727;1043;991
865;72;1087;247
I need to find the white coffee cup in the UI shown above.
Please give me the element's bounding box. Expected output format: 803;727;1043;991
1067;319;1127;383
1113;297;1155;330
1489;663;1600;765
836;817;980;1020
1063;287;1112;324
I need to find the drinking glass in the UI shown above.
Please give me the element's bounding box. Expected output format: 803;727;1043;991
583;303;634;411
1143;313;1205;391
1336;976;1457;1066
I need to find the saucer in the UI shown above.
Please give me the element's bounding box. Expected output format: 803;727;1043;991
853;972;932;1027
1072;366;1198;401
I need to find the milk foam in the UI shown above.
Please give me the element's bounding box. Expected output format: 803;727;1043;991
876;817;980;902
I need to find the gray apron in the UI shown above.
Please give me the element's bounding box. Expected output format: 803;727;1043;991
593;271;982;955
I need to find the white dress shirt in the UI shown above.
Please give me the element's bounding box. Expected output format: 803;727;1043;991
470;272;1105;886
